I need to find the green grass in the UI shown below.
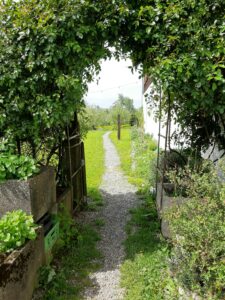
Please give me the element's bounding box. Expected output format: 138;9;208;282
109;128;132;178
35;224;102;300
110;127;178;299
110;127;157;189
93;218;105;227
84;130;105;207
121;197;179;300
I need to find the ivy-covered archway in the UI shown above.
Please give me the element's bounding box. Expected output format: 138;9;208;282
0;0;225;165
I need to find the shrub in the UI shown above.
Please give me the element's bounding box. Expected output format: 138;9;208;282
0;210;37;253
0;153;38;183
166;160;225;299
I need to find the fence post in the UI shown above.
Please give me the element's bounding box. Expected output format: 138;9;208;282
117;114;121;140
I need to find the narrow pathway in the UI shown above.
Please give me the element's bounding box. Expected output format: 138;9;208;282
84;132;138;300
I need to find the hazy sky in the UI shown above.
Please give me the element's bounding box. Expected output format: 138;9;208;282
85;57;143;108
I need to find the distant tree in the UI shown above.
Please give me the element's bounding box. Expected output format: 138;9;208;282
79;95;142;131
79;105;111;130
111;94;135;125
117;94;135;113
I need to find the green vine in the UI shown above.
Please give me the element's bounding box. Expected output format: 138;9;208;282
1;0;225;155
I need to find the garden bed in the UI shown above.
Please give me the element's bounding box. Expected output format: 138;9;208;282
0;227;45;300
0;166;56;222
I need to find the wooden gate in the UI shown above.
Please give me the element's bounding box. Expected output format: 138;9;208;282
62;113;87;212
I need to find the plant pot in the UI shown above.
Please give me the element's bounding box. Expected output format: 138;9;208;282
0;167;56;222
156;182;189;238
0;227;45;300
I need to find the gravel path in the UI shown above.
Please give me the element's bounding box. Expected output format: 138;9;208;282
84;132;138;300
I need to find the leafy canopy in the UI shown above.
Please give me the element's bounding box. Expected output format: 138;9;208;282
1;0;225;154
0;0;111;148
114;0;225;150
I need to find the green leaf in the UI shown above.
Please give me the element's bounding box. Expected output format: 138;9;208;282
212;82;217;91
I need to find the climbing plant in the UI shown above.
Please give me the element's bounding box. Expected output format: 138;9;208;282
113;0;225;152
0;1;225;298
0;0;111;159
1;0;225;157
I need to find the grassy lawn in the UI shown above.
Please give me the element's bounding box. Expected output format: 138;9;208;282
110;127;157;189
84;130;105;207
109;128;132;179
110;127;178;299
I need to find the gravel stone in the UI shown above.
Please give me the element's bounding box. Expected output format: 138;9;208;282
83;132;138;300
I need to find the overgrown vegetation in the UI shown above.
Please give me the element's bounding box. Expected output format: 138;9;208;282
0;0;110;157
112;127;225;299
130;128;157;188
166;160;225;299
37;225;101;300
1;1;225;298
2;0;224;160
35;208;101;300
34;130;106;299
0;210;37;253
84;130;105;208
114;1;225;152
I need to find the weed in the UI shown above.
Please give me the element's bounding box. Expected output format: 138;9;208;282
94;218;105;227
35;224;102;300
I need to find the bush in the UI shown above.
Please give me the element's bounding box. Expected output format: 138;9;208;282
166;160;225;299
0;153;38;183
0;210;37;253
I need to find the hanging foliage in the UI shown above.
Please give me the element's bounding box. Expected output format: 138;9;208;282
0;0;111;153
113;0;225;151
0;0;225;156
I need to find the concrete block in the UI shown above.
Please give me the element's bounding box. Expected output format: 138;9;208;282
0;227;45;300
57;187;73;216
0;167;56;222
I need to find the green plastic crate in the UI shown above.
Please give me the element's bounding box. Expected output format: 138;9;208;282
44;221;59;252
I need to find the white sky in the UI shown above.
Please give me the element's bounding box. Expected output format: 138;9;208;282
85;57;143;108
